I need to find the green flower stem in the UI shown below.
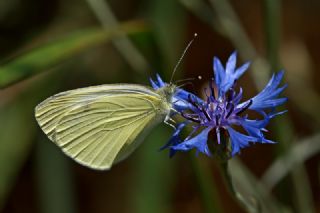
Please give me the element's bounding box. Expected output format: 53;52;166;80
216;135;261;213
263;0;281;70
189;154;223;213
35;135;77;213
263;0;315;212
86;0;149;73
220;161;260;213
207;0;270;90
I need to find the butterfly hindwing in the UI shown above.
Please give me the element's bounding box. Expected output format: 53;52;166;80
35;84;168;170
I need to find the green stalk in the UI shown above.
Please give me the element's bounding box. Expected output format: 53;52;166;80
35;136;77;213
0;21;146;88
215;135;261;213
86;0;149;73
129;126;175;213
188;154;223;213
220;161;260;213
263;0;281;70
263;0;315;212
207;0;270;90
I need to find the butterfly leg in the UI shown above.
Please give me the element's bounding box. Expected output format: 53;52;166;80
164;115;176;129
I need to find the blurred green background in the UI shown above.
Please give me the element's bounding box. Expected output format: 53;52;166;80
0;0;319;212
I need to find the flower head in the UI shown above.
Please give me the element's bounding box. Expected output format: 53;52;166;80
164;51;287;158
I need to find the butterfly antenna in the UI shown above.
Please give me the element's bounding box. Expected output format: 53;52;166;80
170;33;198;84
175;77;196;84
177;81;195;89
175;75;202;84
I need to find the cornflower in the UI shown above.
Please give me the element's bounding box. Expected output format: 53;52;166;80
153;52;287;158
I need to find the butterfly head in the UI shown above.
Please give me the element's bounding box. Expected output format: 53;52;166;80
152;83;177;117
157;83;177;104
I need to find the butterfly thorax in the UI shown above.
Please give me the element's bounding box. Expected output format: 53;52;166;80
156;84;176;112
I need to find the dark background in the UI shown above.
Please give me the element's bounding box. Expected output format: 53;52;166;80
0;0;319;212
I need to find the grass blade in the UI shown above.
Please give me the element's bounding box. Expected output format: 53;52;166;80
0;21;146;88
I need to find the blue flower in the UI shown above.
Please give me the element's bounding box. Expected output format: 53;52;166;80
163;51;287;158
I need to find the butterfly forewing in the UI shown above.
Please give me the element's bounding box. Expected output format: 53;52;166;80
35;84;170;170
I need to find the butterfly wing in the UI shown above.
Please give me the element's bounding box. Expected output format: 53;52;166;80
35;84;170;170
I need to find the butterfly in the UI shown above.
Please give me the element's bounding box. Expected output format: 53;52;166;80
34;34;197;170
35;83;177;170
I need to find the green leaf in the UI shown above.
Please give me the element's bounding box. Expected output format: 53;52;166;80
129;126;176;213
0;97;37;209
0;21;146;88
228;158;291;213
0;72;64;209
147;0;187;77
262;133;320;190
189;156;223;213
35;135;77;213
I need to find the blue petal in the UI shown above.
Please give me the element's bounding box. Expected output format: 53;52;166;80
269;109;287;118
213;52;250;96
150;73;166;89
227;127;259;156
172;98;195;112
176;88;204;105
171;89;204;112
267;84;288;99
150;78;159;89
233;87;243;104
245;71;287;111
156;73;165;87
220;61;250;95
213;57;225;90
225;51;237;75
238;116;274;144
161;122;188;157
175;88;202;102
234;62;250;80
171;127;212;156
